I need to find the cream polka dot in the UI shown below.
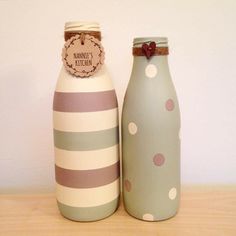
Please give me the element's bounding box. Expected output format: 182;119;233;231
142;213;154;221
145;64;157;78
128;122;138;135
169;188;177;200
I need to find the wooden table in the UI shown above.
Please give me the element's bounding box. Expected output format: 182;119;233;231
0;186;236;236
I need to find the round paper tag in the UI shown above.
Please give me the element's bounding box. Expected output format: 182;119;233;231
62;34;105;78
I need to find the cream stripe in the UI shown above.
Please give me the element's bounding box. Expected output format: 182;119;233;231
56;67;114;93
53;108;118;132
56;179;120;207
55;145;119;170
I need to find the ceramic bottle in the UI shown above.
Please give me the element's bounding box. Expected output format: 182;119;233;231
53;22;120;221
122;37;180;221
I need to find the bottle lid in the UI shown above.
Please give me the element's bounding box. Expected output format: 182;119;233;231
64;21;100;32
133;37;168;48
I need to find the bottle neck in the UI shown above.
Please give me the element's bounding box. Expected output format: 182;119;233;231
132;37;168;58
133;54;169;67
64;31;101;41
64;21;101;41
131;54;170;82
131;37;170;77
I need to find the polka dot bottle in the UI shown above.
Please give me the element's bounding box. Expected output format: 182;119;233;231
122;37;181;221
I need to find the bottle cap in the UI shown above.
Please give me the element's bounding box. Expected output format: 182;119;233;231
64;21;100;32
133;37;168;48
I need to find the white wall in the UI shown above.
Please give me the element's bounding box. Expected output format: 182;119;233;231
0;0;236;193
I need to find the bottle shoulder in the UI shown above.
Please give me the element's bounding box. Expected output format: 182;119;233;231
123;58;180;126
55;65;114;93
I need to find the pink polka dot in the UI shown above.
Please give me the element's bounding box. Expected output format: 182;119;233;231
153;153;165;166
124;179;131;192
165;99;175;111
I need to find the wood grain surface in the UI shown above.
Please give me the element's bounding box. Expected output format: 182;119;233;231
0;186;235;236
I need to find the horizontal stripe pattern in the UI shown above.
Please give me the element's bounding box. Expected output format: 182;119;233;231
55;161;120;188
57;197;119;221
54;127;119;151
53;108;118;132
55;145;119;170
56;179;120;207
54;69;120;220
56;67;114;93
53;90;118;113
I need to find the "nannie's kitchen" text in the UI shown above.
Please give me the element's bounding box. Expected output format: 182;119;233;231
74;52;93;66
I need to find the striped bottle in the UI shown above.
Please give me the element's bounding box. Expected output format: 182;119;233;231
53;22;120;221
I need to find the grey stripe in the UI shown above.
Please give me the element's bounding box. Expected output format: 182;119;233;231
57;196;120;221
54;126;119;151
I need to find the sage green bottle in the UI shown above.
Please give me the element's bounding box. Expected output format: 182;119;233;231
122;37;181;221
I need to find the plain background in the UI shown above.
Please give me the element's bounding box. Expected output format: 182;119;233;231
0;0;236;193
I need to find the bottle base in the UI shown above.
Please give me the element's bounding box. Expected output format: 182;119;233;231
124;205;179;222
57;196;120;222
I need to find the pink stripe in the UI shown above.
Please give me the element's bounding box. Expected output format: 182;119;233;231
55;161;120;188
53;90;118;112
